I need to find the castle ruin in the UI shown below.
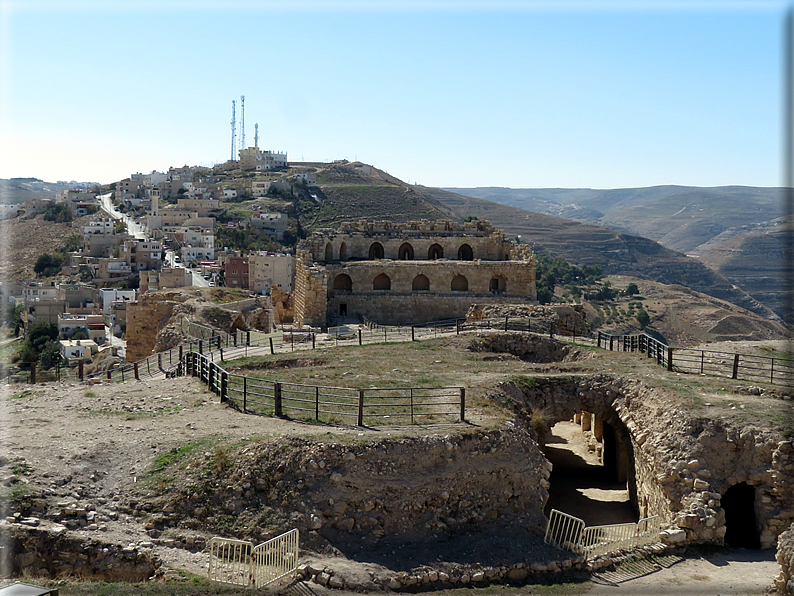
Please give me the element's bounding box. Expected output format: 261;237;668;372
292;219;537;327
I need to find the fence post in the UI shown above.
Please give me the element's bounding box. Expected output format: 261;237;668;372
456;320;460;335
315;386;320;421
384;326;387;343
358;389;364;426
121;366;124;382
208;362;215;394
158;353;162;369
668;347;674;372
410;388;414;424
505;316;509;332
147;358;150;375
107;369;112;381
243;376;247;411
179;345;183;362
30;362;36;384
220;371;228;403
247;331;251;346
274;382;283;416
199;340;203;354
134;362;139;380
771;359;775;384
78;359;84;381
609;336;614;351
460;387;466;422
359;329;362;346
312;333;316;349
269;337;274;355
732;354;740;379
219;347;224;362
411;326;415;341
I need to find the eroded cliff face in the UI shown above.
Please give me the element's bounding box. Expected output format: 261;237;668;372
494;374;794;549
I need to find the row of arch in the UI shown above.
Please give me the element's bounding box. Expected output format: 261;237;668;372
324;242;476;262
333;273;508;293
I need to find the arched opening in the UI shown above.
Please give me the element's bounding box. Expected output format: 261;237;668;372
458;243;474;261
398;243;414;260
722;482;760;548
428;244;444;260
324;242;333;262
450;275;468;292
373;273;391;291
333;274;352;292
489;276;506;294
542;414;637;527
412;274;430;291
369;242;385;260
339;242;348;261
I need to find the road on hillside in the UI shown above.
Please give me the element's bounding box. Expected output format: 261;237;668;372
99;192;145;240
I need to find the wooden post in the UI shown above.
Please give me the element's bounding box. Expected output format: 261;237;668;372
668;347;674;372
247;331;251;346
158;353;162;369
107;369;112;380
199;340;203;354
208;362;215;394
147;358;150;375
121;366;124;382
609;336;614;351
269;337;274;354
30;362;36;384
732;353;740;379
359;329;363;345
179;345;183;362
243;376;247;411
505;316;508;332
358;389;364;426
460;387;466;421
219;348;224;362
456;320;460;335
274;382;282;416
312;333;316;349
220;371;228;403
384;326;387;342
411;326;415;342
771;359;775;384
315;386;320;421
78;359;84;381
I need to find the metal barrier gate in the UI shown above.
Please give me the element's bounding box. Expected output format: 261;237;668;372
545;509;660;559
208;529;300;588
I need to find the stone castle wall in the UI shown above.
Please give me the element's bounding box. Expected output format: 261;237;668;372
125;293;181;362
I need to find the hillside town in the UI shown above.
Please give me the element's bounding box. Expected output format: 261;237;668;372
0;146;312;366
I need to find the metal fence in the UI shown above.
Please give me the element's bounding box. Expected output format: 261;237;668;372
208;529;299;589
597;331;793;387
545;509;660;559
184;351;466;425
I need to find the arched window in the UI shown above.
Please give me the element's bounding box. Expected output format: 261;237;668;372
333;274;352;291
339;242;348;261
489;276;506;293
458;243;474;261
451;275;468;292
324;243;334;262
369;242;384;260
398;242;414;260
428;243;444;260
412;274;430;291
373;273;391;291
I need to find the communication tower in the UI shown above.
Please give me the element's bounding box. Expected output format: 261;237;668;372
254;123;259;149
230;100;237;161
240;95;246;150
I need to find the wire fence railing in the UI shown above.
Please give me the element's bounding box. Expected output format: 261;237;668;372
184;350;465;426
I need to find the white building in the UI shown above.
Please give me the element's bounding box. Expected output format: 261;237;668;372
250;212;288;241
59;339;98;362
248;252;294;295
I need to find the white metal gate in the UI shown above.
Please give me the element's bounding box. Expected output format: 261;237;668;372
208;529;300;589
545;509;660;559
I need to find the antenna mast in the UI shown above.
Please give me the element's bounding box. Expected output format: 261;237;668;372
230;100;237;161
254;123;259;149
240;95;245;150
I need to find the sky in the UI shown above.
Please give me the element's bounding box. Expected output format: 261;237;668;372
0;0;788;189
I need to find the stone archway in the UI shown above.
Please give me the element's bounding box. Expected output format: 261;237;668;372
373;273;391;291
369;242;385;260
325;242;333;262
339;242;347;261
412;274;430;291
451;275;468;292
399;243;414;260
458;243;474;261
428;244;444;260
333;274;352;292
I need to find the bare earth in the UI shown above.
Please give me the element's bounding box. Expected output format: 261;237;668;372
0;364;783;594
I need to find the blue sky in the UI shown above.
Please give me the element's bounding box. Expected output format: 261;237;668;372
0;1;787;189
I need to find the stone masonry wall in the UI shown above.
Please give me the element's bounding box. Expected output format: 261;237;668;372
494;374;793;548
125;293;181;362
777;522;794;594
293;252;328;328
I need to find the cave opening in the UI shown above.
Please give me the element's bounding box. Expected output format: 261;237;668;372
542;416;638;527
722;482;760;549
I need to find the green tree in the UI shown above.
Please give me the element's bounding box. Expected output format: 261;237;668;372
636;309;650;328
624;282;639;296
61;233;81;253
38;342;62;370
43;203;72;222
33;253;64;277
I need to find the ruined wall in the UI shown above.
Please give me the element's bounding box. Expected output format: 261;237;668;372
293;252;328;328
125;292;181;362
777;521;794;594
494;374;794;548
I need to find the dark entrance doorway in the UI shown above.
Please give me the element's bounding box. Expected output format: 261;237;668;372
722;482;760;548
339;304;347;317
